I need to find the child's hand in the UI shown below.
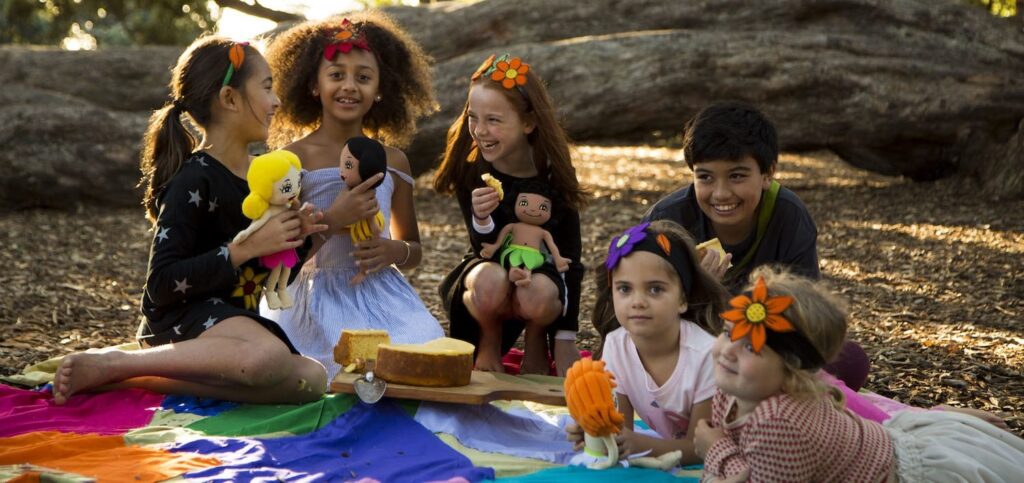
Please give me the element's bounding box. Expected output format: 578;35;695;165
694;418;725;461
471;187;500;220
327;173;384;228
230;210;303;265
352;238;403;274
699;249;732;281
565;422;585;451
295;202;328;238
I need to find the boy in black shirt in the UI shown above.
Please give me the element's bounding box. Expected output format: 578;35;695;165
643;102;868;391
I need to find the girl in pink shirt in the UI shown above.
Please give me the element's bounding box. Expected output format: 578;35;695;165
694;268;1024;482
568;220;729;465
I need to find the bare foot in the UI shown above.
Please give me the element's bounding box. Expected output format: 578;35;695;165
474;352;505;372
520;350;550;375
508;267;530;286
52;351;124;405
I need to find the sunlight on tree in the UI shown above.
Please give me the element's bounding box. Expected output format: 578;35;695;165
969;0;1018;17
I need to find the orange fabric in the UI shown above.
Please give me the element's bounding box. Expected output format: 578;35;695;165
0;431;220;482
564;358;625;437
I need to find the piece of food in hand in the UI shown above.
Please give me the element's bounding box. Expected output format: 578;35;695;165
334;329;391;373
375;337;475;387
695;238;731;266
481;173;504;200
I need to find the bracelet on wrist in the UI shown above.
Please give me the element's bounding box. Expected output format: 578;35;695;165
397;240;412;266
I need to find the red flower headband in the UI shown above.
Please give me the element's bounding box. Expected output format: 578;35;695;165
324;18;372;61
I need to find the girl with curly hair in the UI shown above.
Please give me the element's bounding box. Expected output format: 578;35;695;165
262;12;443;380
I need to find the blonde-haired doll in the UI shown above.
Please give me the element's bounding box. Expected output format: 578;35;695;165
234;149;308;309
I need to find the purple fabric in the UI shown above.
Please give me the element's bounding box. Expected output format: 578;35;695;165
823;340;870;391
0;384;163;437
173;400;494;482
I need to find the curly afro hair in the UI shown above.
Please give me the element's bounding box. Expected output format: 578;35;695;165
266;11;437;149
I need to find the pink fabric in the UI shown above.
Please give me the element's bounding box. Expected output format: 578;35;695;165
601;321;717;439
260;248;299;269
0;385;162;437
501;348;592;376
818;371;892;423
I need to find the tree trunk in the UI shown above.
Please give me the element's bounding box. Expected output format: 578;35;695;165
397;0;1024;198
2;0;1022;208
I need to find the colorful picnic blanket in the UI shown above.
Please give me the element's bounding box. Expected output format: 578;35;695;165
0;354;701;482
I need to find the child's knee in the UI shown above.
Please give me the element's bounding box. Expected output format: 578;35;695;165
515;283;561;324
235;340;293;387
294;357;328;396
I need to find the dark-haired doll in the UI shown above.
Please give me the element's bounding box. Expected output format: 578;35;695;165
340;136;387;284
480;181;571;288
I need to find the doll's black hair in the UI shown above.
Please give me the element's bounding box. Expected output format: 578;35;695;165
346;136;387;189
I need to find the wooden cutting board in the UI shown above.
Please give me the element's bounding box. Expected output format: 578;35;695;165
331;370;566;406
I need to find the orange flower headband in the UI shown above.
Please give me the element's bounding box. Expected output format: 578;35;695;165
324;18;372;61
471;53;533;110
721;277;825;368
222;42;249;86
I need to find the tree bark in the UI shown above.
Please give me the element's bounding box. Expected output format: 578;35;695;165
398;0;1024;198
2;0;1022;208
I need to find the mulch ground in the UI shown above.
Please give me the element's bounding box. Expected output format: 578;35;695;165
1;145;1021;434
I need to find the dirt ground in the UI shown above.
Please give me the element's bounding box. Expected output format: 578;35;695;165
1;146;1022;434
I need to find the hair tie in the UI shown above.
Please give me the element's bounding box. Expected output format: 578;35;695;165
606;222;695;297
324;18;372;61
721;276;826;369
222;41;249;87
472;53;534;111
171;98;186;111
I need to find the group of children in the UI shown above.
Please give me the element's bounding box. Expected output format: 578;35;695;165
46;10;1023;481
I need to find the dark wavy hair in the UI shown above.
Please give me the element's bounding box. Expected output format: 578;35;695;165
431;55;589;212
139;36;260;223
683;101;779;173
592;220;729;349
265;11;436;148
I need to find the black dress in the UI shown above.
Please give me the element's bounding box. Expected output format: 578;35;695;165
137;152;306;351
439;166;583;356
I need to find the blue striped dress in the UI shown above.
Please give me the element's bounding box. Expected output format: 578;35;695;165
261;167;444;380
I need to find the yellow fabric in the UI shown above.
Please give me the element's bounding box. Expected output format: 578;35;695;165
436;433;555;477
0;342;140;387
0;431;220;483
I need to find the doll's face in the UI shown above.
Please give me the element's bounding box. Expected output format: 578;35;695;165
339;144;362;187
514;192;552;226
270;166;301;207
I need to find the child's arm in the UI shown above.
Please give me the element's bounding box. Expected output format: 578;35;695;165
697;415;817;482
352;149;422;272
622;399;711;464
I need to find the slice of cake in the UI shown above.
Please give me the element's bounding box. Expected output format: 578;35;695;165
334;329;391;372
375;337;475;387
695;238;731;267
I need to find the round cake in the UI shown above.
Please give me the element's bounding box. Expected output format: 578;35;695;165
374;337;475;387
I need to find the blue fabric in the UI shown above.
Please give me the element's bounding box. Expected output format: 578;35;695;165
173;400;494;482
161;395;239;417
415;401;576;464
497;465;698;482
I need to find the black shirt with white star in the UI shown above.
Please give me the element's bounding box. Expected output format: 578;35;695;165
138;151;305;350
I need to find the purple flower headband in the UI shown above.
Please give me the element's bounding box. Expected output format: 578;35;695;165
606;222;695;296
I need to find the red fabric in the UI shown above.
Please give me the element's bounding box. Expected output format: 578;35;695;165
501;349;592;375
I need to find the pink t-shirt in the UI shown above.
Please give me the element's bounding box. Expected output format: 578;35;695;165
601;320;717;439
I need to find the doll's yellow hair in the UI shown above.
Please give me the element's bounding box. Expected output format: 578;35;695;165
242;150;302;220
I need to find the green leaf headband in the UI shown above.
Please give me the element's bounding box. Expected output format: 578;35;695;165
222;42;249;87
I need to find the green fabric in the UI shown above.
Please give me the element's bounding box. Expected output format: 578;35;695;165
725;180;780;281
497;465;698;482
185;393;358;437
0;464;95;482
0;342;140;387
437;433;556;477
123;426;210;446
501;243;545;270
